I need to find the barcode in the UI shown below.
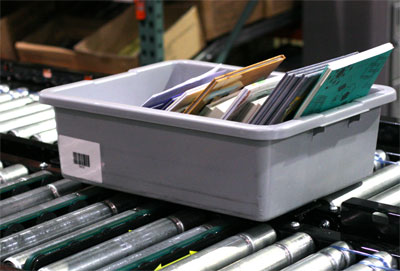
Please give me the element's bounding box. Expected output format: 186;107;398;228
73;152;90;168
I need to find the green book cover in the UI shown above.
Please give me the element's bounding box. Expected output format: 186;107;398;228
299;43;393;117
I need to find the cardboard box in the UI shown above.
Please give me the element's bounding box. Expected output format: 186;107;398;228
197;0;264;41
74;4;205;74
15;3;204;74
1;4;53;61
196;0;295;41
15;16;106;73
264;0;294;18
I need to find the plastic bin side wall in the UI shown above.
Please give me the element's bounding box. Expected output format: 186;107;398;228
56;108;262;214
55;107;380;221
257;108;380;219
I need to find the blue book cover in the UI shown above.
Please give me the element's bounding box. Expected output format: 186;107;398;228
297;43;393;117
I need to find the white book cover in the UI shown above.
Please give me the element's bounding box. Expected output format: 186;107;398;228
165;83;209;112
222;74;283;120
239;95;269;123
202;92;240;118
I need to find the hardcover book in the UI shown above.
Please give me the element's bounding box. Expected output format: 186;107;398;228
184;55;285;115
295;43;393;118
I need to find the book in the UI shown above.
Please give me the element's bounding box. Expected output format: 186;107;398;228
294;43;393;118
222;74;283;120
250;52;359;125
201;75;281;120
142;65;227;108
238;95;269;123
165;83;208;112
150;95;180;110
183;55;285;115
249;74;295;124
267;69;329;124
201;91;240;118
280;71;322;122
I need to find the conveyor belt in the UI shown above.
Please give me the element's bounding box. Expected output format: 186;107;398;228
1;70;399;271
0;158;398;270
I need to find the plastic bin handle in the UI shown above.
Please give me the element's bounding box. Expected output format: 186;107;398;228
319;107;370;128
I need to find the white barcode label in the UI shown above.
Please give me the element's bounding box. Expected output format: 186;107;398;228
59;135;103;183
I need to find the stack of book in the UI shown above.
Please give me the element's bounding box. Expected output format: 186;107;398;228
142;43;393;125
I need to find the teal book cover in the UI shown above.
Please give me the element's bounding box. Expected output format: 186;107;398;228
300;49;393;117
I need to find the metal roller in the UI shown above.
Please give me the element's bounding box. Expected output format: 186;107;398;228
220;232;315;271
0;203;111;261
0;84;10;93
342;251;397;271
0;170;54;198
5;203;163;270
0;179;83;217
368;183;400;206
323;164;400;211
0;92;15;103
0;108;55;133
12;87;30;95
0;94;38;113
0;194;140;261
9;119;57;139
0;89;28;103
281;241;355;271
0;186;107;236
0;164;29;184
39;211;207;271
98;221;231;271
31;128;58;144
162;224;277;271
374;150;388;171
0;102;51;122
